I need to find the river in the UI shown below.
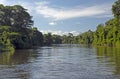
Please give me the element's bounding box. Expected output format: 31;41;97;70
0;44;120;79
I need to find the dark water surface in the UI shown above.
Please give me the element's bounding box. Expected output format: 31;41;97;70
0;44;120;79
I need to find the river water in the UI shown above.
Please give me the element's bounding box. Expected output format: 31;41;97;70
0;44;120;79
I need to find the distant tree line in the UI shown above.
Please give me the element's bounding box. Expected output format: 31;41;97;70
0;0;120;51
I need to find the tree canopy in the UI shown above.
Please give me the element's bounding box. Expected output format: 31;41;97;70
0;4;43;51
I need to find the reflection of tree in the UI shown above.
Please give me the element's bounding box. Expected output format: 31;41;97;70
0;51;14;65
11;49;39;64
0;49;39;65
95;46;120;75
0;49;40;79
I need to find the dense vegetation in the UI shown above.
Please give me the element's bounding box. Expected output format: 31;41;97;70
0;4;43;51
0;0;120;52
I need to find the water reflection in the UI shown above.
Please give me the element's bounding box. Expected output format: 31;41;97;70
0;49;40;79
0;51;14;65
0;49;39;65
0;45;120;79
95;46;120;75
11;49;39;64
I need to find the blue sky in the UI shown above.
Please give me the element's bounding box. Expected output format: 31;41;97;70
0;0;115;35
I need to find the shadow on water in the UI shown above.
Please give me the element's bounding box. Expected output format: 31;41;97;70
0;49;40;65
95;46;120;75
0;49;41;79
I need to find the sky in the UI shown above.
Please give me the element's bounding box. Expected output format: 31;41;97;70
0;0;115;35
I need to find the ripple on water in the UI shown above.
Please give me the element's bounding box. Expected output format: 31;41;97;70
0;45;120;79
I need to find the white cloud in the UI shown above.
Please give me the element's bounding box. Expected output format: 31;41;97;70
40;30;79;36
35;2;112;21
93;14;113;18
0;0;113;21
49;22;56;26
40;30;62;35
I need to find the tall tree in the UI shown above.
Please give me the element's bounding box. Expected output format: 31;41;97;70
112;0;120;18
0;5;33;28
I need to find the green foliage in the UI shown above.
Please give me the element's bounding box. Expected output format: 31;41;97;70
43;33;53;45
0;30;15;52
112;0;120;18
61;33;74;44
79;30;94;44
52;35;62;44
0;4;43;51
31;28;43;46
0;4;33;27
